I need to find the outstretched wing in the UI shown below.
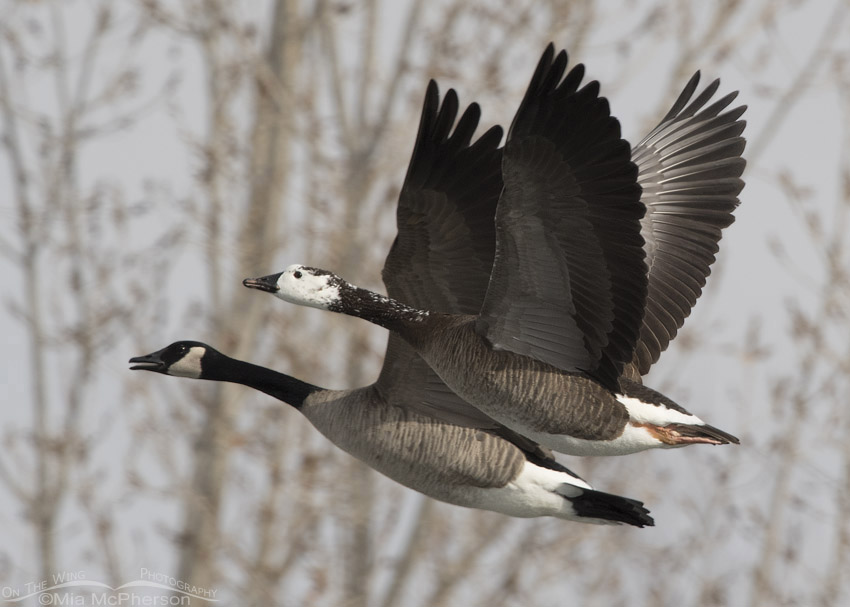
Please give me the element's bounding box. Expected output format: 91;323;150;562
377;80;509;433
622;72;746;380
382;80;503;315
477;44;645;392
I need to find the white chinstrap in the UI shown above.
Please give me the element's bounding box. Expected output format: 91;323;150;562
168;346;204;379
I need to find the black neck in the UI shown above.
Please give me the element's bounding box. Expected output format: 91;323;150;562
202;352;320;408
331;285;429;332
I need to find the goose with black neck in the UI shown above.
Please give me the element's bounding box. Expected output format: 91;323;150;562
130;340;653;526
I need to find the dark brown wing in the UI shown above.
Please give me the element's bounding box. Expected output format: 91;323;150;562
377;80;508;432
382;80;503;315
477;44;645;392
623;72;746;380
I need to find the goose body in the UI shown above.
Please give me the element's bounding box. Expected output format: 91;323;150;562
130;341;653;525
407;317;734;456
245;44;745;457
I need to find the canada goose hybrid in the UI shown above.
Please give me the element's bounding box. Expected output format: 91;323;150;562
244;44;744;457
133;80;654;526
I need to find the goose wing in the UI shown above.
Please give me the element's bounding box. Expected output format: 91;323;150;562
622;73;746;381
378;335;556;460
377;81;511;432
382;80;503;315
476;45;646;392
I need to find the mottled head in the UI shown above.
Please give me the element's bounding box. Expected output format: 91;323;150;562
129;341;210;378
243;264;345;310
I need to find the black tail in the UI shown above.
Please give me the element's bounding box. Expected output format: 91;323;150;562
568;488;655;528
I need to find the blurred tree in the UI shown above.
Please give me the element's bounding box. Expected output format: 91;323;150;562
2;0;849;606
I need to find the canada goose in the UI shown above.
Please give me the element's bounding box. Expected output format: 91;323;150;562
244;44;744;457
129;341;651;526
131;81;653;526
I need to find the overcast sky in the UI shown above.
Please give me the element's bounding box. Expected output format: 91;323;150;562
2;1;849;605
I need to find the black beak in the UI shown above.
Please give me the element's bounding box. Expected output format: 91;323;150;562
243;273;281;293
129;351;166;372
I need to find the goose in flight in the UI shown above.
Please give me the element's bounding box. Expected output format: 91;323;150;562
130;341;651;526
131;83;653;526
244;44;745;457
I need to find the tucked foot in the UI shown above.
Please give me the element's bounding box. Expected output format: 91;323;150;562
617;380;739;451
643;421;740;447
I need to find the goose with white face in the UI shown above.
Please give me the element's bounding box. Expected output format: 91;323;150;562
243;264;343;310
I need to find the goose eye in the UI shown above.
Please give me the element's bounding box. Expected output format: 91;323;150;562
293;270;302;279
